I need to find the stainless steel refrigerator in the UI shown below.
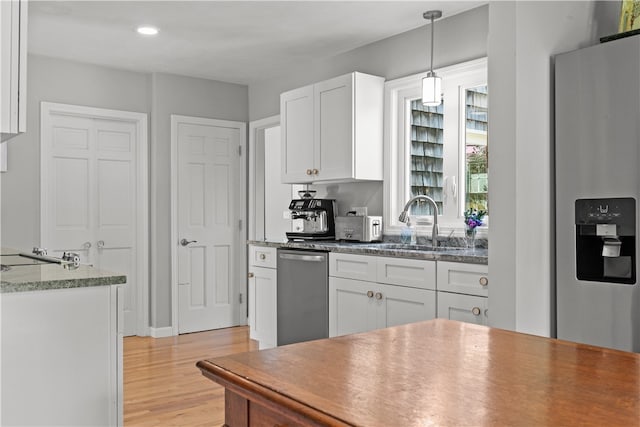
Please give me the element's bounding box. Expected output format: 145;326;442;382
555;35;640;352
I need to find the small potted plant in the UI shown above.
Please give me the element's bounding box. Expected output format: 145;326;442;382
463;208;486;248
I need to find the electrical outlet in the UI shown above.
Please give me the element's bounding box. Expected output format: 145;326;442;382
350;206;368;216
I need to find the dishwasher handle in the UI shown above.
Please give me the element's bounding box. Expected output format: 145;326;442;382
279;253;326;262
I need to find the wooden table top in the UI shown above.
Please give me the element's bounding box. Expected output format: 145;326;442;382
197;319;640;426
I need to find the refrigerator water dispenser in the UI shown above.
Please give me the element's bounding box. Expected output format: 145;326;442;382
575;198;636;284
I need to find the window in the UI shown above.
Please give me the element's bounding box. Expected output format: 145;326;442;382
384;58;488;232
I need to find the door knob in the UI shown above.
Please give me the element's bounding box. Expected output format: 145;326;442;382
180;239;198;247
472;307;481;316
97;240;105;249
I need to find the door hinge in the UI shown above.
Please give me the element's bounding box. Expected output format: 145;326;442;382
238;145;242;156
239;293;243;304
239;219;243;231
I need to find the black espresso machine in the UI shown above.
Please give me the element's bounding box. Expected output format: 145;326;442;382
286;190;337;241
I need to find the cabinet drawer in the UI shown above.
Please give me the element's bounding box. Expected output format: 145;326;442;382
437;261;489;297
249;245;277;269
437;291;488;326
376;257;436;290
329;253;377;282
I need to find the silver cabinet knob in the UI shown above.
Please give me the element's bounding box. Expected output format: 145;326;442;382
97;240;105;249
375;292;383;300
259;253;266;260
180;239;197;247
472;307;481;316
248;272;254;278
306;169;312;175
484;308;489;317
479;276;489;286
367;290;374;298
313;169;319;175
83;241;92;249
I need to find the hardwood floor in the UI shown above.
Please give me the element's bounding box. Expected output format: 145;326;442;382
124;326;258;426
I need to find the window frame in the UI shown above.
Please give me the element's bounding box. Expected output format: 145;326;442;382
383;57;488;236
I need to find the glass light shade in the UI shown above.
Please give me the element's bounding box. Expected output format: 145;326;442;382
422;75;442;107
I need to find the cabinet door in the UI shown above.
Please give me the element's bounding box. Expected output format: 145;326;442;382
248;266;277;349
375;284;436;329
0;0;27;140
314;73;353;181
280;85;314;183
437;261;488;297
437;291;488;326
329;277;376;337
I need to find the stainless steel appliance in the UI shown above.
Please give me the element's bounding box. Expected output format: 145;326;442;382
555;36;640;352
276;249;329;346
335;215;382;242
287;192;337;241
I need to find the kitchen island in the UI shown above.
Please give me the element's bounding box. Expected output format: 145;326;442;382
198;319;640;426
1;248;126;426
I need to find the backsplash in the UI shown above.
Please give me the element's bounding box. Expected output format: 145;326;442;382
307;181;383;216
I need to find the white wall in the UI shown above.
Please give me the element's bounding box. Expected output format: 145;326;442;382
487;0;619;336
263;126;295;241
249;5;489;121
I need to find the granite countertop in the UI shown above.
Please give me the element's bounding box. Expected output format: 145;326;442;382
0;248;126;293
248;240;488;265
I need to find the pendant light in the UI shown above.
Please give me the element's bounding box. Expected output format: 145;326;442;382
422;10;442;107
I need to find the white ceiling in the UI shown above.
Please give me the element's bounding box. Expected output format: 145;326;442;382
28;1;485;85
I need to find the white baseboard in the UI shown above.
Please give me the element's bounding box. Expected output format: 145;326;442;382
149;326;174;338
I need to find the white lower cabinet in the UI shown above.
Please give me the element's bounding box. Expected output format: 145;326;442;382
376;282;435;329
330;277;374;336
436;261;489;326
329;253;436;337
248;246;277;349
1;285;123;426
437;291;488;326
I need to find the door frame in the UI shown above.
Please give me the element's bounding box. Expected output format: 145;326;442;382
248;115;280;241
170;115;247;336
40;101;150;336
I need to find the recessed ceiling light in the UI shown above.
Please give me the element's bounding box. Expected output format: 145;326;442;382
137;26;159;36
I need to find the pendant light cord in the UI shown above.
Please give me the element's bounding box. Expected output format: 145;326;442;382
429;15;434;75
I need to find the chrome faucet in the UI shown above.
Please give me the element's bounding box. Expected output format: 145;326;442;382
398;195;439;249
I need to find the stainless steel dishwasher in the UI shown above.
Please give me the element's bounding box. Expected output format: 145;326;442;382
276;249;329;346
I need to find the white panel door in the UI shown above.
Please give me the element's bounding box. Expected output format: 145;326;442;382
177;121;242;333
42;113;139;336
94;119;137;335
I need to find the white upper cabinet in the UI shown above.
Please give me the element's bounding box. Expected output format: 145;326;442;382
0;0;27;141
280;85;314;182
280;72;384;184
